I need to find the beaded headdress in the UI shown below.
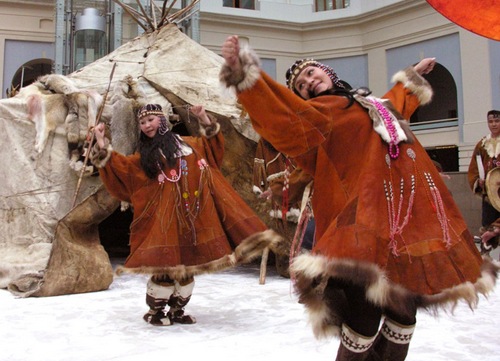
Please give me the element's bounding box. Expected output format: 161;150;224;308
137;103;164;119
137;103;169;135
285;59;345;95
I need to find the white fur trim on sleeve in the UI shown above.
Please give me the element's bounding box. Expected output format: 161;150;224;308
391;66;433;106
219;45;262;93
198;121;220;139
90;142;113;168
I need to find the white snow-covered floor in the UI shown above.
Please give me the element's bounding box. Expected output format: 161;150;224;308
1;257;499;361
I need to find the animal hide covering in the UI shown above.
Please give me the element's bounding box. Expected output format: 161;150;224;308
0;24;271;297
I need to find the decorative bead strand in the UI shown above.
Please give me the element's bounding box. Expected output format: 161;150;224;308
167;157;211;246
371;98;400;159
181;159;191;214
394;175;415;238
281;159;291;222
394;178;405;228
397;175;415;231
385;175;416;256
425;172;452;248
384;180;394;234
385;179;401;255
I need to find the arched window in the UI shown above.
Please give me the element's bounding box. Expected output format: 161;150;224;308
7;58;53;97
410;63;458;126
409;63;460;172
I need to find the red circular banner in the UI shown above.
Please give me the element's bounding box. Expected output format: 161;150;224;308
426;0;500;41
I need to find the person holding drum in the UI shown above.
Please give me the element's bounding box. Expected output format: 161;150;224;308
468;110;500;254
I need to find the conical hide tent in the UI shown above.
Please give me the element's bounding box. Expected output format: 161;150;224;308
0;24;269;297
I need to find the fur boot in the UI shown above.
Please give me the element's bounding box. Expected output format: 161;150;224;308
371;318;414;361
336;323;376;361
167;278;196;324
143;277;175;326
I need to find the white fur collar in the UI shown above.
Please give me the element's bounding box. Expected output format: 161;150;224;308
354;94;407;145
481;134;500;158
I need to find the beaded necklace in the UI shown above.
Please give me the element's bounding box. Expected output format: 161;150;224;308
370;98;401;159
157;159;181;184
156;151;209;245
181;158;209;245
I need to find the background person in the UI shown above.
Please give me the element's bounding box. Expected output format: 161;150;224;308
253;137;315;277
468;110;500;229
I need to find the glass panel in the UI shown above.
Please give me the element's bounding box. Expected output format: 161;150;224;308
223;0;255;9
241;0;255;9
73;29;107;70
316;0;349;11
316;1;325;11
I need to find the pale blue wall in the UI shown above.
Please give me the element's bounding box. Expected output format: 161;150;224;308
320;55;368;89
261;58;277;80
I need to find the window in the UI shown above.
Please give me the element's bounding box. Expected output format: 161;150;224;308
316;0;350;11
409;63;458;126
223;0;255;10
425;145;459;172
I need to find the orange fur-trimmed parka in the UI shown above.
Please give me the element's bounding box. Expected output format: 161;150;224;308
220;46;498;339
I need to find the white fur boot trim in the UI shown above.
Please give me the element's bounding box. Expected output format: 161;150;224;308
147;278;175;300
174;279;195;298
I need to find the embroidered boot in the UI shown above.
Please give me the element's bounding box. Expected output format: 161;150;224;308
335;323;376;361
167;278;196;324
143;277;175;326
371;317;415;361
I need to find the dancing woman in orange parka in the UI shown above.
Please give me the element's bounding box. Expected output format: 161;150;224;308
220;35;498;360
91;103;278;327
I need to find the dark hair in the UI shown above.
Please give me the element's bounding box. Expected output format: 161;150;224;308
314;85;372;109
139;131;180;179
487;110;500;118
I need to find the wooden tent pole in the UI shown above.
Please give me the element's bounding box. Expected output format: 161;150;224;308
259;247;270;285
71;62;117;208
